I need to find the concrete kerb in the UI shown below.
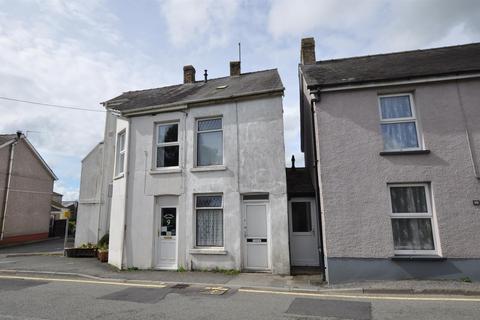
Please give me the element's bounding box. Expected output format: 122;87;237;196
5;251;64;257
1;269;479;297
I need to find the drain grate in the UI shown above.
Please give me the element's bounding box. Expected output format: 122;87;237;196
200;286;229;295
171;283;190;289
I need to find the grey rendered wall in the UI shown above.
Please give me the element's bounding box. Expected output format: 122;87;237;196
118;95;289;274
75;142;104;247
315;79;480;271
75;111;116;247
2;140;54;237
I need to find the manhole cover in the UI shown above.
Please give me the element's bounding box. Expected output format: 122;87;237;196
171;283;190;289
200;286;229;295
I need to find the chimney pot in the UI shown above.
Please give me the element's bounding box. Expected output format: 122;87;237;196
183;65;196;84
300;37;316;65
230;61;241;76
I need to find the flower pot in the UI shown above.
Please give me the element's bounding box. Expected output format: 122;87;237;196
64;248;97;258
97;250;108;263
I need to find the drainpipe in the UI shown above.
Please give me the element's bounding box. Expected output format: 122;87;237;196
309;90;327;282
0;137;18;240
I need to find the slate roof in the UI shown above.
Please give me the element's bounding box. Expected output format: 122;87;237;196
105;69;284;114
0;134;16;146
286;167;315;197
301;43;480;88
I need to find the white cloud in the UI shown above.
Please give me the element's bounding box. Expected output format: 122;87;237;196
0;1;161;200
268;0;382;39
158;0;240;47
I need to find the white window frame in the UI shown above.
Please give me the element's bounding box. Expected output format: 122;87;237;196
155;122;180;169
194;194;224;248
387;183;439;255
378;93;423;152
115;130;126;177
195;117;224;167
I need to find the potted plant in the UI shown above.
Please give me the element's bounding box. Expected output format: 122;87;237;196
97;244;108;263
96;233;109;263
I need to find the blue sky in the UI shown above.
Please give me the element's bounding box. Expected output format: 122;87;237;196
1;0;479;200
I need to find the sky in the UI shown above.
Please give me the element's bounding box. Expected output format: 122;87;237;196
1;0;479;200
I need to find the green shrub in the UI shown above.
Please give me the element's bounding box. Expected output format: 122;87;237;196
98;233;109;248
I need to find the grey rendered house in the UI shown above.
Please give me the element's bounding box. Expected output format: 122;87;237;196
299;38;480;283
0;132;57;245
76;62;291;274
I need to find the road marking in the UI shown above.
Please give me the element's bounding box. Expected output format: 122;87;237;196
238;288;480;302
0;275;166;288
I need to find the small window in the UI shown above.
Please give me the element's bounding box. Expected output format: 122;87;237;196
196;118;223;166
156;123;179;168
195;195;223;247
379;94;422;151
291;202;312;232
115;131;126;176
388;184;438;255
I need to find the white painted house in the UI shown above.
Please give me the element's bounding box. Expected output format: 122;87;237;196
77;62;290;274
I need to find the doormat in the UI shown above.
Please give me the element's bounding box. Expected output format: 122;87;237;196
286;298;371;320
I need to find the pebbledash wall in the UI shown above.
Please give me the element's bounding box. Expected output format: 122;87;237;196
313;78;480;283
108;95;290;274
0;139;54;244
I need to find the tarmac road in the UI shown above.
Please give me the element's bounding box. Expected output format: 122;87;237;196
0;275;479;320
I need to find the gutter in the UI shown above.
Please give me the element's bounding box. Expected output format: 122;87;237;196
0;137;17;240
312;73;480;92
118;88;285;117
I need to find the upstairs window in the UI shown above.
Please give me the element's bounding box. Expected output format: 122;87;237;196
196;118;223;166
115;130;126;176
388;184;438;255
156;123;179;168
379;94;422;151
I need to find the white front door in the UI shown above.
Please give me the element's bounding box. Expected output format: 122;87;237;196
289;198;320;266
243;201;270;270
154;207;177;270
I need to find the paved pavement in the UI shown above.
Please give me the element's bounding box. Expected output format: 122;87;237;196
0;237;74;254
0;275;479;320
1;242;480;296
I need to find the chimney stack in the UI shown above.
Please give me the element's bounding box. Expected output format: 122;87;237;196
230;61;241;76
183;65;196;84
300;37;316;65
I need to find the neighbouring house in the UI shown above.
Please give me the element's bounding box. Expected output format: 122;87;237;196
62;200;78;221
299;38;480;283
76;62;290;274
0;132;57;245
75;140;114;247
51;192;70;220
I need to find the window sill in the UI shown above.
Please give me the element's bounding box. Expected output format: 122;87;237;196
390;255;446;261
149;167;182;175
113;173;124;180
380;150;430;156
189;248;227;255
190;165;226;172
